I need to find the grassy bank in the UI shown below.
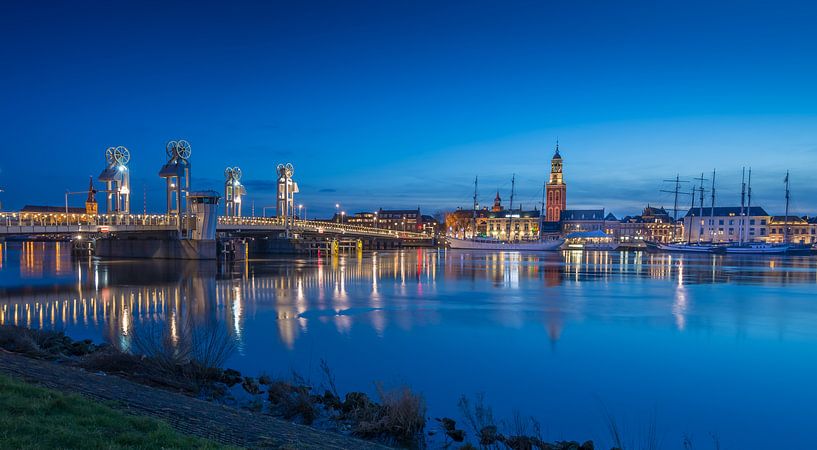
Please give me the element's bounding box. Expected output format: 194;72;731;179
0;373;230;449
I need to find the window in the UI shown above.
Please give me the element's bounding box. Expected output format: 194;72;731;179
719;220;724;225
750;219;756;225
760;219;767;225
760;228;766;235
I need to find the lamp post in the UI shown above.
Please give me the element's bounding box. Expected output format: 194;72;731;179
341;211;346;224
335;203;340;223
373;210;378;229
298;204;303;221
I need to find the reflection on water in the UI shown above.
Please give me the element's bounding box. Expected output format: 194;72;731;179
2;242;817;448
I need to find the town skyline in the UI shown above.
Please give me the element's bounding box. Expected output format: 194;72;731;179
2;1;816;216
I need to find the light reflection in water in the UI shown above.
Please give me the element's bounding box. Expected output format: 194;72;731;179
3;243;817;448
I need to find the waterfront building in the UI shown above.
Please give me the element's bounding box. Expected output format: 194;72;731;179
347;208;430;233
444;208;490;238
485;207;542;241
560;209;614;234
545;143;566;222
85;177;98;215
682;206;770;243
767;216;814;244
618;205;677;244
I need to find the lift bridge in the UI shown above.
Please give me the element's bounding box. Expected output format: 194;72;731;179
0;140;433;258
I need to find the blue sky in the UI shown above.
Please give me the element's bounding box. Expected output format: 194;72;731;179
1;0;816;217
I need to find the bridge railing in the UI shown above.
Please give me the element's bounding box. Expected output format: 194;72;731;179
217;216;431;239
0;212;180;229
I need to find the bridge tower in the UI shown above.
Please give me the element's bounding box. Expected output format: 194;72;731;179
188;191;221;240
98;146;131;213
224;167;246;217
159;140;192;231
276;163;299;229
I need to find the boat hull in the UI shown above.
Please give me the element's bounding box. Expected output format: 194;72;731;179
725;244;789;254
655;243;724;253
447;237;564;251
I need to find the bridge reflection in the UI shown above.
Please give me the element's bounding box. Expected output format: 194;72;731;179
1;242;816;352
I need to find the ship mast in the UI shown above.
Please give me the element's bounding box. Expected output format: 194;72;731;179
710;169;716;242
472;175;478;239
739;167;746;245
539;179;546;241
784;171;790;244
508;173;516;240
687;186;696;244
694;172;707;243
746;168;752;243
661;174;689;242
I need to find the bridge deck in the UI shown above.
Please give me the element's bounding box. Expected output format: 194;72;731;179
0;212;430;239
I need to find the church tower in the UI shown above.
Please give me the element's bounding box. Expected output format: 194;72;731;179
545;142;566;222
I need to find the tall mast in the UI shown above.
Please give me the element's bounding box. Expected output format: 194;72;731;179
661;174;688;242
694;172;706;243
710;169;716;242
784;171;790;244
739;167;746;245
509;173;516;210
539;179;546;241
508;174;516;240
472;175;478;238
688;186;696;244
746;168;752;243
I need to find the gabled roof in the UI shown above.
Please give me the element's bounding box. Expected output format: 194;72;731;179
560;209;605;221
684;206;769;217
770;215;808;224
604;212;618;221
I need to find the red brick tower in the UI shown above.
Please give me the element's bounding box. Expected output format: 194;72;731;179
545;142;566;222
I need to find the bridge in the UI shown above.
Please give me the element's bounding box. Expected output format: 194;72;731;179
0;212;430;240
0;139;437;258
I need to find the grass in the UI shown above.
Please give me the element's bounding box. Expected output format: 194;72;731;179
0;373;231;449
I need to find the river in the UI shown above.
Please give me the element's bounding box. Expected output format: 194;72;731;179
1;241;816;449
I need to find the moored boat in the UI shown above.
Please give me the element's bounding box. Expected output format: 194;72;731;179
654;242;725;253
724;243;789;254
447;236;564;251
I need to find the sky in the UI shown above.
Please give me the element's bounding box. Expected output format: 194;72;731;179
1;0;817;218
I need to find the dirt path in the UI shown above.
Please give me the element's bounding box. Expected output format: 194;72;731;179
0;350;389;449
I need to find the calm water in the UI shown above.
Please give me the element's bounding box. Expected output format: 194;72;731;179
2;241;817;449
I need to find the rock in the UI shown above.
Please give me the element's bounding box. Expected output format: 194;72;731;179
221;368;242;386
342;392;373;413
241;377;262;395
479;425;498;446
437;417;457;432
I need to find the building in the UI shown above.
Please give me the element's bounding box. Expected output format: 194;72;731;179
682;206;770;243
767;216;813;244
618;205;677;244
545;143;566;222
484;208;542;241
445;208;489;238
560;209;607;233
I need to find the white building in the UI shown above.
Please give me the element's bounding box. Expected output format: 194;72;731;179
682;206;770;243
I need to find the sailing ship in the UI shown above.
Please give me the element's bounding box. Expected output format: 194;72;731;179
724;168;791;254
652;171;724;253
447;175;564;251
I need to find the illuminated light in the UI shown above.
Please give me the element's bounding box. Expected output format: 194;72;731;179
118;165;126;172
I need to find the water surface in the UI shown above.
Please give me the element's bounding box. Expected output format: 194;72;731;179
2;241;816;449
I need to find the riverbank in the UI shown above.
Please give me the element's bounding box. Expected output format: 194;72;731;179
0;371;230;449
0;349;388;449
0;324;600;449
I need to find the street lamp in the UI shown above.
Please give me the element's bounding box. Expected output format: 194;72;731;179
298;204;303;220
335;203;340;223
341;211;346;224
373;210;378;229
